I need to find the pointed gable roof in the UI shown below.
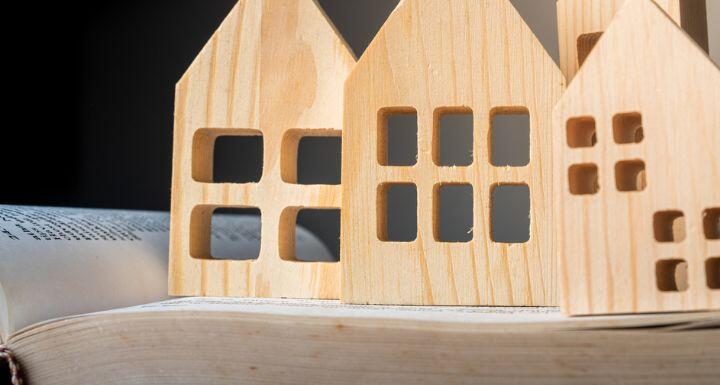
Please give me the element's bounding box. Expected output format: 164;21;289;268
557;0;720;110
348;0;564;105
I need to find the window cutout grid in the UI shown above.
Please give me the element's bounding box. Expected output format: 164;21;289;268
189;206;261;261
613;112;644;144
281;129;341;185
566;116;597;148
706;257;720;289
280;207;340;262
434;183;473;243
192;128;263;183
490;107;530;167
568;163;600;195
378;107;418;166
491;184;530;244
433;107;473;167
615;160;647;192
704;208;720;240
577;31;603;67
653;210;686;243
656;259;689;292
377;183;417;242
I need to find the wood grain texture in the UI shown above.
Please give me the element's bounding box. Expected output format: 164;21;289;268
556;0;708;81
169;0;355;298
554;0;720;315
341;0;565;305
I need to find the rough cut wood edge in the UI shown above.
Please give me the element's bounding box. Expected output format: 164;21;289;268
554;0;720;316
341;0;565;306
168;0;355;299
556;0;709;81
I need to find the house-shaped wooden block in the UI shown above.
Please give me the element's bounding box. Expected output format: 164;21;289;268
169;0;355;299
341;0;565;305
557;0;708;81
554;0;720;315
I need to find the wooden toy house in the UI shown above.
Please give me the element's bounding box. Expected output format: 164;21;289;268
168;0;355;298
554;0;720;315
341;0;565;305
556;0;708;81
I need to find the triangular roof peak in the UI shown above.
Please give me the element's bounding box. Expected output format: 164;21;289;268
561;0;719;104
353;0;561;80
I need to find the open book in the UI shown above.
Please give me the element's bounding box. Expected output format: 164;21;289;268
0;205;333;341
4;297;720;384
1;205;719;384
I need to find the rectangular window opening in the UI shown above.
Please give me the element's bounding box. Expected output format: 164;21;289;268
192;129;263;183
490;108;530;167
209;207;261;260
568;163;600;195
491;184;530;244
703;208;720;240
378;183;417;242
615;160;647;192
280;129;342;184
434;108;473;166
577;31;603;67
613;112;644;144
656;259;689;292
566;116;597;148
653;210;686;243
434;183;473;242
706;257;720;290
279;208;340;262
378;108;418;166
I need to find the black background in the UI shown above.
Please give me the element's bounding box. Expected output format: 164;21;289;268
1;0;398;211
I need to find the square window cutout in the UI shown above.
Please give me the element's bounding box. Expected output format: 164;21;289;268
577;32;603;66
568;164;599;195
378;108;418;166
653;210;686;243
615;160;646;192
566;116;597;148
613;112;644;144
210;207;261;260
704;208;720;240
491;108;530;167
706;257;720;289
656;259;689;292
491;184;530;243
378;183;417;242
435;108;473;166
280;208;340;262
435;184;473;242
281;130;341;184
192;129;263;183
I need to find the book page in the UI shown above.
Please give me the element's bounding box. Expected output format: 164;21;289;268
0;205;333;339
101;297;720;331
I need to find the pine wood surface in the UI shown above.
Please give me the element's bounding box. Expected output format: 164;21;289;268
169;0;355;299
554;0;720;315
556;0;709;81
341;0;565;306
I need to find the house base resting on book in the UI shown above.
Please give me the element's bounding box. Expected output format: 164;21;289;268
168;0;718;315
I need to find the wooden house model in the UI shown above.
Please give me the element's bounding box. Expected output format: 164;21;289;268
168;0;355;299
554;0;719;315
556;0;708;81
341;0;565;306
